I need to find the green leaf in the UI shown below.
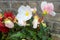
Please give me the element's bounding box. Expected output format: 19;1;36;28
27;30;38;40
48;38;52;40
9;32;25;39
14;23;21;28
42;36;47;40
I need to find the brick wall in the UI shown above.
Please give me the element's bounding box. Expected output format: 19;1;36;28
0;0;60;40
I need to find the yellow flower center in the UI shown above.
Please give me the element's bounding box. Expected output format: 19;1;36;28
34;15;38;20
43;10;48;15
4;19;11;23
0;13;3;18
25;11;29;16
32;9;36;14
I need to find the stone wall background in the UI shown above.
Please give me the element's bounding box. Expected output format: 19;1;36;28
0;0;60;40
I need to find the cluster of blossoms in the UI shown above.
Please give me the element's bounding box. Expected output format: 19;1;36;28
0;1;56;33
16;5;44;29
0;11;15;33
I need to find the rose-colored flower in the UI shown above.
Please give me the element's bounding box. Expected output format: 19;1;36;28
4;11;15;21
0;21;9;33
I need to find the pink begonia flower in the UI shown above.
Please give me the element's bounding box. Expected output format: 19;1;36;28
41;1;56;16
5;20;14;28
44;3;54;13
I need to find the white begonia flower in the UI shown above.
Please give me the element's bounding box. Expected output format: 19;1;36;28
32;15;39;29
16;5;32;26
5;20;14;28
33;19;38;29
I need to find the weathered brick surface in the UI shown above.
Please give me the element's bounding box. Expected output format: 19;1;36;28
46;13;60;22
52;35;60;40
0;0;60;12
51;33;60;40
0;0;60;1
0;1;9;11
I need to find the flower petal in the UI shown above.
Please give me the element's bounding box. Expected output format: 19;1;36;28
0;21;9;33
33;19;38;29
18;5;26;13
41;1;47;11
44;3;54;13
17;20;26;26
17;5;32;21
5;20;14;28
49;11;56;16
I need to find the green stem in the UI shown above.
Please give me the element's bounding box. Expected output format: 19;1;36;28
1;33;5;40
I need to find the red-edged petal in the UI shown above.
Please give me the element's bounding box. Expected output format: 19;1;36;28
4;11;15;20
0;21;9;33
0;17;3;21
